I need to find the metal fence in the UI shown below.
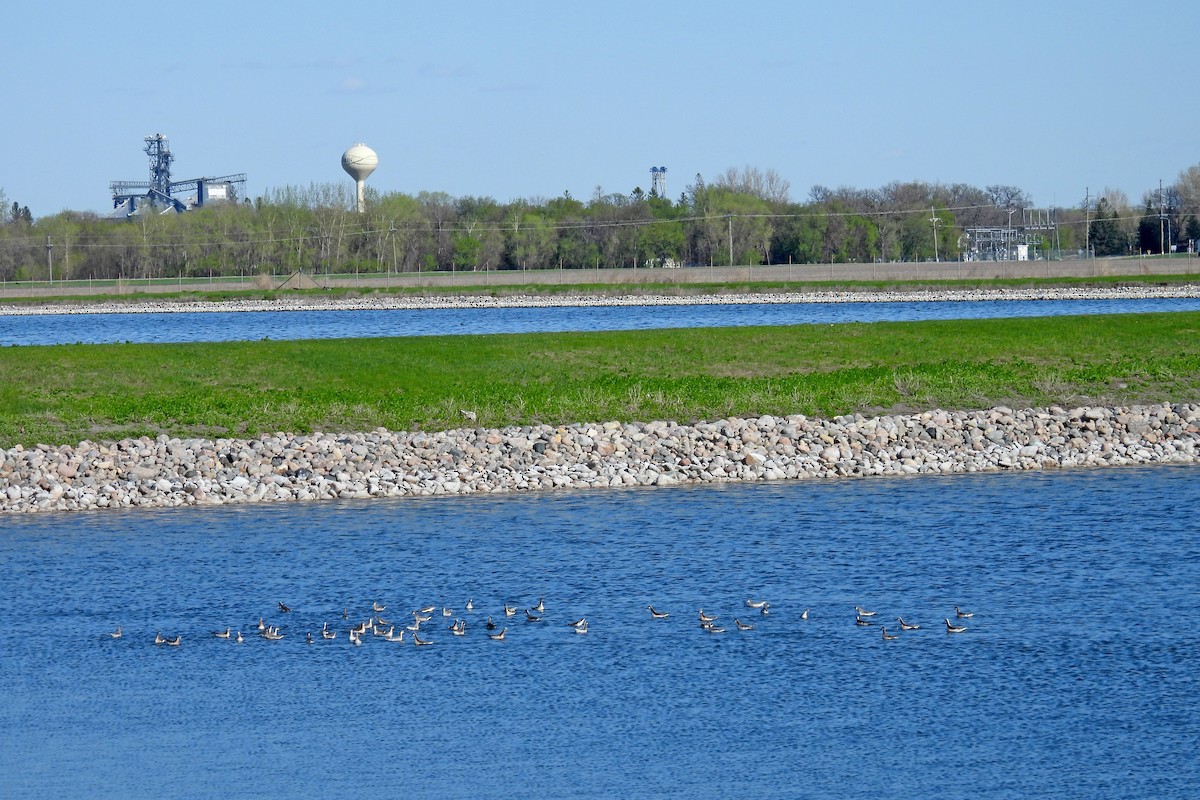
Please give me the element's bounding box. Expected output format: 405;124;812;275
0;253;1196;300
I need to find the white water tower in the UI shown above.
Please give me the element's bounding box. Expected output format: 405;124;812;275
341;143;378;213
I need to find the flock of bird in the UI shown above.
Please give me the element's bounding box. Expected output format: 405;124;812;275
852;603;976;640
104;597;976;648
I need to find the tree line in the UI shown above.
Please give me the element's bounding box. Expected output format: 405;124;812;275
2;165;1198;282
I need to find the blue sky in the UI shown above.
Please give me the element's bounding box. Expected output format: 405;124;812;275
4;1;1195;217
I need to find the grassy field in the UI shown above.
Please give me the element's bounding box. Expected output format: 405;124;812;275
1;311;1199;448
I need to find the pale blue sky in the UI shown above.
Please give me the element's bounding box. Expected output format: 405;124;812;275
4;1;1195;216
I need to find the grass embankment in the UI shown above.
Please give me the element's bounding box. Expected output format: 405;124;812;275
1;272;1197;307
1;312;1199;448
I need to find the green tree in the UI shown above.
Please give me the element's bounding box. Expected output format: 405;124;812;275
1089;198;1127;256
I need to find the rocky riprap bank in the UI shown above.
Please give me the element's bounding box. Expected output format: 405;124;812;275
1;403;1197;513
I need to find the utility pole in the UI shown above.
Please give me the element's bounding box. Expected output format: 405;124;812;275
728;215;734;267
1084;188;1090;257
1160;179;1166;255
46;236;53;284
929;206;941;262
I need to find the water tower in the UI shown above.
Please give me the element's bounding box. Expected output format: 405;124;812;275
341;143;378;213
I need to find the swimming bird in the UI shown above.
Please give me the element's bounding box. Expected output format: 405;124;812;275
647;605;670;619
349;630;362;646
567;618;588;629
321;626;336;640
412;633;434;646
704;624;724;634
165;635;181;647
154;632;165;645
214;627;231;639
385;629;405;643
944;618;967;633
526;609;542;622
955;606;974;619
735;618;754;631
533;597;545;613
412;611;432;623
306;632;313;645
855;615;874;626
503;604;517;617
574;621;589;634
257;618;266;631
897;617;920;631
343;607;349;620
855;606;876;617
109;626;123;639
745;599;768;609
465;598;474;612
442;607;454;617
418;605;436;615
450;620;466;636
698;610;717;623
486;616;496;630
488;627;507;641
373;602;386;613
800;608;810;621
759;602;770;615
278;602;291;613
235;631;243;643
881;627;899;641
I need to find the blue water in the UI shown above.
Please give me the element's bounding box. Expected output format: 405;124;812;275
2;466;1197;799
4;296;1200;345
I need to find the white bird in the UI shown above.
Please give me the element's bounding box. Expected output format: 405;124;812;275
647;605;670;619
214;627;231;639
698;610;717;623
745;599;768;609
412;634;434;647
533;597;545;613
373;602;386;613
489;627;507;641
897;617;920;631
574;621;589;635
503;604;517;617
417;605;436;615
526;609;542;622
465;598;474;612
235;631;244;643
567;618;588;629
735;618;754;631
881;627;899;641
165;635;182;647
109;626;123;639
944;618;968;633
154;632;165;645
955;606;974;619
759;602;770;615
800;608;810;621
855;606;876;617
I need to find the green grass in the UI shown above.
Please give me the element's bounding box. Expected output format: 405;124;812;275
2;312;1199;447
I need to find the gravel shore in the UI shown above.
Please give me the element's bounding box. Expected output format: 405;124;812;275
2;283;1199;316
3;403;1196;514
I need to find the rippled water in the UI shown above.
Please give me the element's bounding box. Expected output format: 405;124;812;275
2;466;1197;799
4;297;1200;345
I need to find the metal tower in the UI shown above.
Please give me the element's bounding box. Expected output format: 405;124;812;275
110;134;246;216
650;166;667;197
